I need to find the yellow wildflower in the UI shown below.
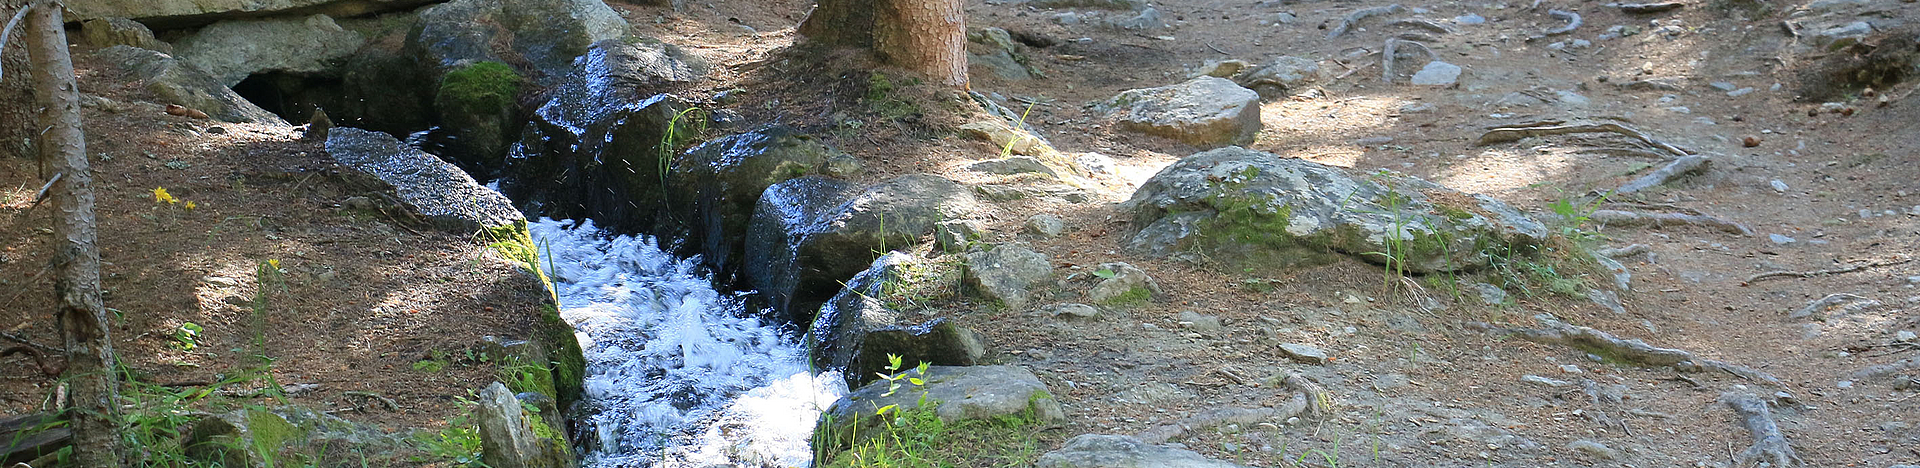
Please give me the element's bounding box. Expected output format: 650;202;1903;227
183;201;197;211
152;187;178;204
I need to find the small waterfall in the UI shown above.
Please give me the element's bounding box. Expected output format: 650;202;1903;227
530;218;844;467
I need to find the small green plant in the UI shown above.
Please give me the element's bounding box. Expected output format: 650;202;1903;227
414;397;485;466
1100;286;1153;307
1091;268;1117;279
997;103;1039;158
875;354;931;399
412;349;451;373
169;322;203;351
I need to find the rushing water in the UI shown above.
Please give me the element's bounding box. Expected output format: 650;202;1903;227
530;218;844;467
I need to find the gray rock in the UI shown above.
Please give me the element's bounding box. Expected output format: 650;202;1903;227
1103;7;1165;30
818;366;1065;448
667;125;846;271
1815;21;1873;47
1121;147;1546;272
1277;343;1328;364
958;121;1058;157
745;175;978;321
1044;303;1102;319
1073;152;1117;176
1588;288;1627;314
412;0;634;80
1521;374;1573;387
1770;179;1789;192
1029;0;1145;10
808;253;987;388
174;14;366;86
1190;59;1252;78
92;46;285;125
476;382;567;468
1565;439;1621;460
65;0;437;24
1470;282;1509;305
1410;61;1462;86
968;27;1037;80
968;156;1060;177
1036;434;1254;468
1455;13;1485;25
975;183;1097;203
1178;310;1223;331
935;219;987;252
1769;233;1797;244
1087;262;1161;304
1101;77;1262;148
77;18;171;52
1026;214;1067;238
1895;330;1916;342
1236;56;1319;98
965;244;1055;310
326;128;524;231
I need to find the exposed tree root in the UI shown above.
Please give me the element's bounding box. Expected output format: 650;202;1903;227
1848;357;1920;381
1544;9;1582;35
1789;293;1879;320
1721;392;1802;467
1615;154;1711;195
1596;243;1652;258
1328;4;1406;38
1388;18;1453;34
1590;209;1753;236
1135;373;1328;443
1477;120;1691;156
1611;1;1685;13
1382;38;1435;83
1745;255;1914;285
1504;316;1783;385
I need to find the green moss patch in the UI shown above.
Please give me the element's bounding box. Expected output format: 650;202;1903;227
436;61;523;116
816;401;1052;468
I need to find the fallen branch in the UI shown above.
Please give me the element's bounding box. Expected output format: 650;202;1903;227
1381;38;1434;83
1;345;62;377
1849;357;1920;381
1545;9;1582;35
1477;121;1691;156
1328;4;1406;38
1609;1;1685;13
1614;154;1710;195
1789;293;1878;320
1590;209;1753;236
1134;373;1326;443
1505;315;1782;385
1744;255;1913;285
1721;392;1801;467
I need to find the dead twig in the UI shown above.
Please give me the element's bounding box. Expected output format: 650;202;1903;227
1614;154;1711;195
1590;209;1753;236
1204;41;1228;55
1477;121;1690;156
1721;392;1801;467
1744;255;1913;285
27;171;60;208
1328;4;1406;38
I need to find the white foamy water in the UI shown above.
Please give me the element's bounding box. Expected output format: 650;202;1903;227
530;218;844;468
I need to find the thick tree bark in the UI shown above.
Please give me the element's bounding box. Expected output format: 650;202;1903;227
26;2;121;466
800;0;968;88
0;0;34;160
874;0;967;88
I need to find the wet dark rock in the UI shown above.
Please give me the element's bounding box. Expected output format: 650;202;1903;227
1122;146;1546;272
410;0;636;81
93;46;286;125
807;253;987;388
744;175;977;322
326;128;524;231
665;126;848;279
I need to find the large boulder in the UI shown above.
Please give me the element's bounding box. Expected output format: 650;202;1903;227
807;253;987;388
326;128;525;231
1122;147;1546;272
666;126;847;278
410;0;635;81
744;174;979;321
77;18;171;52
65;0;439;26
1100;76;1261;148
498;39;707;227
476;382;571;468
173;14;368;87
1036;434;1255;468
92;46;285;125
816;365;1065;449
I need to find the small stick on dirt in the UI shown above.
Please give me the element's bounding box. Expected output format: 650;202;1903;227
1204;41;1228;55
1590;209;1753;236
1503;315;1783;385
1328;4;1406;38
1744;255;1913;285
1721;392;1802;467
1544;9;1582;35
1476;121;1690;156
1387;18;1453;34
343;391;399;411
1614;154;1711;195
1609;2;1685;13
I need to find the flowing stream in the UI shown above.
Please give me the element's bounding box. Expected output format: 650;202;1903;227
529;218;844;467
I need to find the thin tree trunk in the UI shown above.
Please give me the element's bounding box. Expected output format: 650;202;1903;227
874;0;967;88
26;2;121;466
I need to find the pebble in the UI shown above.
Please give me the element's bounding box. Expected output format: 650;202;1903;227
1768;233;1796;245
1727;87;1755;97
1770;179;1789;192
1455;13;1486;24
1411;61;1463;86
1896;330;1917;342
1560;364;1584;374
1521;374;1574;387
1837;380;1854;389
1666;106;1692;114
1743;135;1762;147
1710;81;1738;91
1177;310;1224;332
1278;343;1329;365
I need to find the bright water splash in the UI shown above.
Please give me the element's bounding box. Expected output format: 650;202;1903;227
530;218;843;467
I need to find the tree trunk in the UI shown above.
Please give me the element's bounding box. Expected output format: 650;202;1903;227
800;0;968;89
874;0;967;88
26;2;121;467
0;0;35;161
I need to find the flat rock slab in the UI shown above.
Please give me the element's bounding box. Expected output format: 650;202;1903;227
965;244;1054;310
174;14;367;86
1101;77;1262;148
819;365;1065;446
93;46;285;125
1036;434;1255;468
326;128;524;231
